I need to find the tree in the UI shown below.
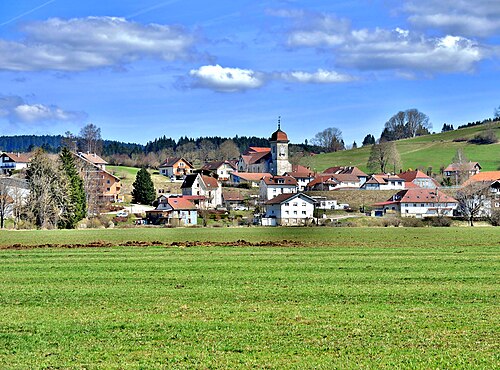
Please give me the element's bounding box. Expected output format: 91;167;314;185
456;182;489;226
362;134;376;146
218;139;240;160
367;142;401;174
59;147;86;228
311;127;344;152
198;139;217;163
381;109;431;141
26;149;70;229
79;123;102;154
0;181;14;229
441;123;454;132
352;141;357;149
61;131;78;151
132;168;156;205
494;105;500;120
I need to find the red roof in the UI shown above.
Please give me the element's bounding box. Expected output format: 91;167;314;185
202;160;236;171
444;162;481;172
167;197;196;210
222;190;245;201
232;172;271;181
245;147;271;154
381;188;457;205
201;175;219;188
1;152;32;163
159;157;193;168
463;171;500;186
323;166;367;178
262;175;298;186
264;192;316;205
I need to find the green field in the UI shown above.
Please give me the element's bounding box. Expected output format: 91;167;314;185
303;122;500;173
0;228;498;368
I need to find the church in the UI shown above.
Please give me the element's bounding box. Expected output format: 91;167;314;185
237;122;292;176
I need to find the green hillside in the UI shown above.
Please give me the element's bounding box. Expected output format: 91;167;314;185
302;122;500;173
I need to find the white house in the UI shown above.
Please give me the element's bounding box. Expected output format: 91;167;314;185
262;192;317;226
146;196;197;226
0;177;29;219
181;173;222;209
306;173;360;191
373;188;457;218
0;153;31;175
259;175;298;201
323;166;368;186
285;165;315;191
362;174;405;190
397;170;439;189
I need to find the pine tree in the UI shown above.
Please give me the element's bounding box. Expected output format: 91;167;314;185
60;147;87;228
132;168;156;205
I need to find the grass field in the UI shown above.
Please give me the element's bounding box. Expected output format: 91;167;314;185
0;228;498;368
303;122;500;173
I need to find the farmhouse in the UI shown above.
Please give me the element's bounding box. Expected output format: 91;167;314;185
201;160;236;181
285;165;315;191
444;161;481;179
76;152;108;170
373;188;457;218
222;189;246;210
262;192;317;226
306;173;360;191
323;166;368;186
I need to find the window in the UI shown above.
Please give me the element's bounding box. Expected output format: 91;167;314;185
302;202;306;206
293;202;298;206
285;202;289;206
302;211;306;215
293;211;297;215
285;210;289;215
107;180;110;184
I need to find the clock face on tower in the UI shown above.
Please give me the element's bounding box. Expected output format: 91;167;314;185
279;145;285;156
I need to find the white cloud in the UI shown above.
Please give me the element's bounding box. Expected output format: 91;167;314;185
0;17;196;71
281;69;356;83
403;0;500;37
0;95;87;124
273;10;485;73
189;65;265;92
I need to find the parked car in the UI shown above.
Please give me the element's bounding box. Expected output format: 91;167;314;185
116;211;129;217
233;205;249;211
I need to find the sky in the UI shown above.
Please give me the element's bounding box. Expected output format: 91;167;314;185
0;0;499;146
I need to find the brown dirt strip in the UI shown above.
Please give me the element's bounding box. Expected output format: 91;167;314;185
0;239;307;250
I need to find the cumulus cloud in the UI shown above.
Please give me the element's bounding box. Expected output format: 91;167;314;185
0;95;87;124
0;17;196;71
185;65;356;92
272;9;485;73
188;65;266;92
403;0;500;37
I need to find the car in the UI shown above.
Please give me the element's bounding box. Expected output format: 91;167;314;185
233;205;249;211
116;211;129;217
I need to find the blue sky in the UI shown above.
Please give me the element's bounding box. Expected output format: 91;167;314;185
0;0;498;146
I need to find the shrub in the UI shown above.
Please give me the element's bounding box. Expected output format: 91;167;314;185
382;217;401;227
490;211;500;226
428;217;452;227
468;131;498;144
401;217;424;227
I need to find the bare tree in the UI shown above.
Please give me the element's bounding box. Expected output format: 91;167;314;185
79;123;103;154
218;140;240;160
61;131;78;152
198;139;217;163
367;142;401;174
311;127;344;152
382;109;431;141
0;180;13;228
456;182;489;226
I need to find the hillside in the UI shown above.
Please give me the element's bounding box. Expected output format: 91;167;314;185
302;122;500;173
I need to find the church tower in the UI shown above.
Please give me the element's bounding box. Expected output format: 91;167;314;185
270;117;292;175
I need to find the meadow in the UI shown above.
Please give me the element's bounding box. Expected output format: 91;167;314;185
303;122;500;173
0;227;498;368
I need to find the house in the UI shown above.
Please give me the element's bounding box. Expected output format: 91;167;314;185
0;152;32;175
398;170;439;189
361;174;405;190
73;152;121;203
444;162;481;182
462;171;500;216
146;196;197;226
305;173;360;191
0;177;29;220
310;196;344;210
373;188;457;218
76;152;108;170
159;157;193;179
262;192;317;226
323;166;368;186
222;189;246;210
201;160;236;181
259;175;298;201
285;165;315;191
181;173;222;209
230;172;271;187
237;147;272;173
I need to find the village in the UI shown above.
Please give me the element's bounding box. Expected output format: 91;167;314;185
1;124;498;229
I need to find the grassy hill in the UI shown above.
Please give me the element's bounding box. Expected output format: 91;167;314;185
302;122;500;173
